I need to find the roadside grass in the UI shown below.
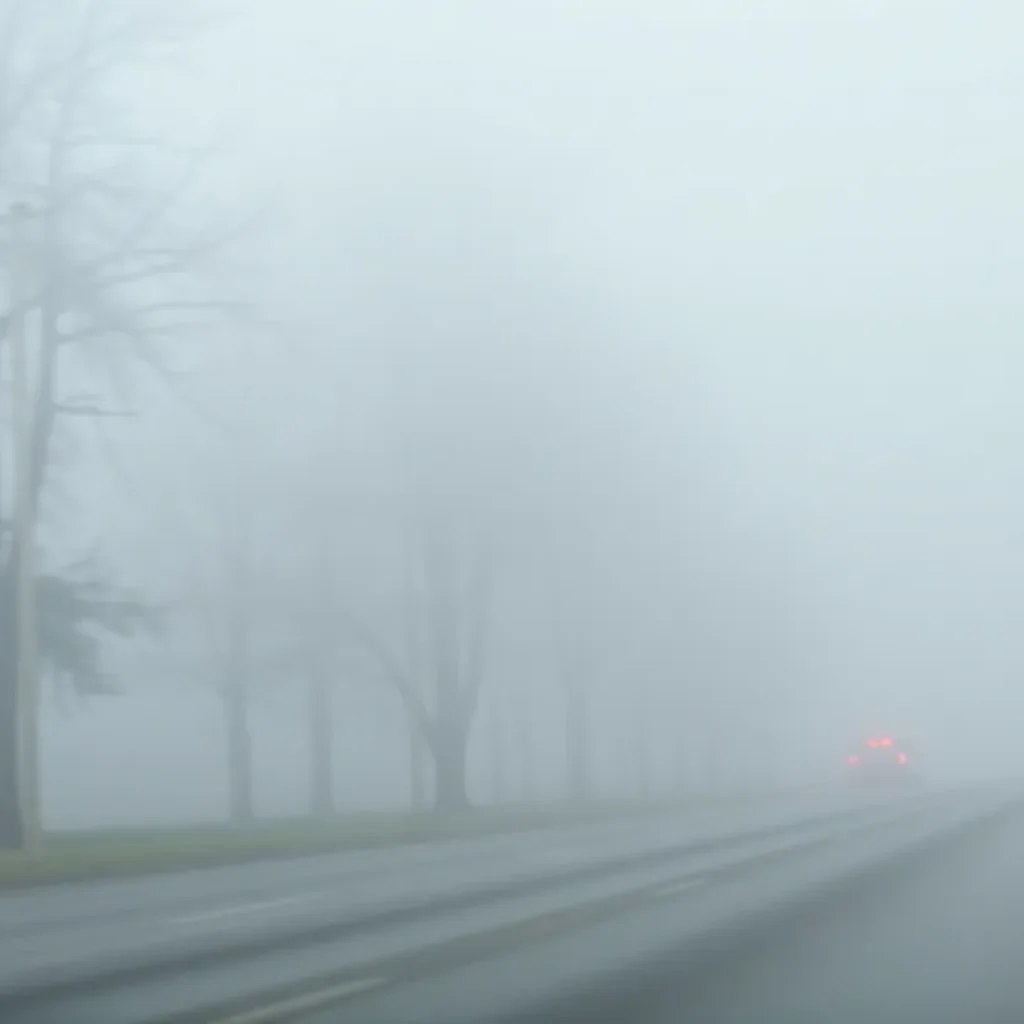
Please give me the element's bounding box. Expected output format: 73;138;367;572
0;797;714;889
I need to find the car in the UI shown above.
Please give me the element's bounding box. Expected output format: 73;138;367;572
847;736;914;786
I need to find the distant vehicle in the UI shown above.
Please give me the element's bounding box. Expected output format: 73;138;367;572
847;736;914;786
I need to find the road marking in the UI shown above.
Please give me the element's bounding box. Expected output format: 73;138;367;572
174;896;308;926
527;849;588;867
655;877;707;897
210;977;384;1023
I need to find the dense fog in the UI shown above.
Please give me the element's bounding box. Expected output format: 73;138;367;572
0;0;1020;831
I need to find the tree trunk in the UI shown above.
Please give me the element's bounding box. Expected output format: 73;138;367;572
223;675;253;824
432;709;470;812
307;666;334;817
551;587;590;805
672;736;688;796
0;591;23;849
434;744;468;812
706;734;723;794
564;685;591;803
488;691;507;805
422;515;473;813
516;698;536;803
408;716;428;811
631;693;652;798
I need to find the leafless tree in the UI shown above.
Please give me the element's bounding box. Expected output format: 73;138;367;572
0;0;249;848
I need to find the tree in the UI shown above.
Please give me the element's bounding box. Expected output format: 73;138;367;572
332;511;495;813
295;522;340;818
164;449;301;826
419;510;494;810
189;514;257;824
37;557;155;697
485;680;509;805
547;556;596;804
0;0;245;848
401;527;430;810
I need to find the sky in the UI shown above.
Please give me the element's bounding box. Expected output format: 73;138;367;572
29;0;1024;825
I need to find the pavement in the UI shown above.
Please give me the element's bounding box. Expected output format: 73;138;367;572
0;791;908;996
638;787;1024;1023
1;787;1007;1023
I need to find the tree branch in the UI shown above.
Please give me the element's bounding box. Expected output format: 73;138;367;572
460;546;494;714
333;605;433;738
62;133;162;149
54;402;137;418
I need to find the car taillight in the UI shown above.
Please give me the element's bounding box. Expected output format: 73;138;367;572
898;752;907;765
848;755;860;765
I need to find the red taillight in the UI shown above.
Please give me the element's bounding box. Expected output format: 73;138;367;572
848;755;860;765
880;738;893;747
898;752;907;765
866;739;878;748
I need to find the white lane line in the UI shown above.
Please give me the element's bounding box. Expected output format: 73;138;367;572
211;977;384;1024
173;896;309;926
655;877;707;898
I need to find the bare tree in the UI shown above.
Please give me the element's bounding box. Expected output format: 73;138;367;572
402;530;431;810
539;498;602;805
550;584;594;804
190;512;258;824
165;450;298;826
295;522;341;818
513;676;538;804
485;682;509;806
317;504;495;814
423;512;494;810
0;0;247;848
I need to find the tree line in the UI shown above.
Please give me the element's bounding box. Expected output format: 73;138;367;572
0;1;815;850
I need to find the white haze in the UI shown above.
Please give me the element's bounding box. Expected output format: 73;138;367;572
32;0;1024;826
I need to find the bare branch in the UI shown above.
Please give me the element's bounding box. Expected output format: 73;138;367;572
460;547;495;712
54;402;137;418
62;134;162;150
96;213;268;289
333;605;433;738
126;300;252;319
90;141;220;269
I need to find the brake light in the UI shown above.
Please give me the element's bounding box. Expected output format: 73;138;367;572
866;740;878;748
848;755;860;765
880;738;893;747
898;752;907;765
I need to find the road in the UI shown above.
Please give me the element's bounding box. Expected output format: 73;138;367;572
0;792;907;997
2;787;1014;1023
635;790;1024;1024
283;786;1018;1024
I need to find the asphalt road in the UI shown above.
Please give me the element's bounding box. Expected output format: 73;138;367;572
274;787;1021;1024
637;790;1024;1024
0;793;907;997
4;788;1004;1024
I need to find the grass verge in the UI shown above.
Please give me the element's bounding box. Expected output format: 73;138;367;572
0;798;707;890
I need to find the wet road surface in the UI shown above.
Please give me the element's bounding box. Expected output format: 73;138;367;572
6;790;1019;1024
286;790;1024;1024
633;796;1024;1024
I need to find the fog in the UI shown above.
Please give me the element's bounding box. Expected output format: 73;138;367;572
4;0;1022;831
